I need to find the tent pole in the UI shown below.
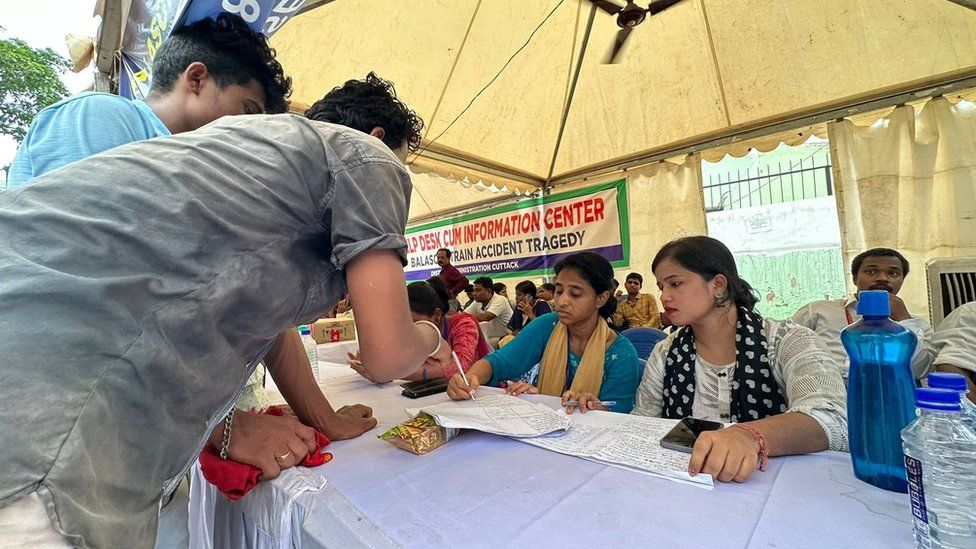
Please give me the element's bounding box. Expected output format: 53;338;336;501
543;2;597;195
94;0;129;93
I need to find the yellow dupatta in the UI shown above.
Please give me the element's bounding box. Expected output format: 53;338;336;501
537;318;616;397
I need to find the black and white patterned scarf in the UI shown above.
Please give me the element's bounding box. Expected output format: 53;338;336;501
662;308;788;422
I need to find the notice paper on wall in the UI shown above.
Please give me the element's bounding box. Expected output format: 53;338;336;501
521;412;714;490
405;394;572;438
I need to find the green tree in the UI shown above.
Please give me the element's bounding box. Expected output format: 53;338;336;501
0;30;70;143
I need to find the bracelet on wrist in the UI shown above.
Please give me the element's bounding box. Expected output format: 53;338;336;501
731;422;768;471
219;408;236;460
413;320;442;357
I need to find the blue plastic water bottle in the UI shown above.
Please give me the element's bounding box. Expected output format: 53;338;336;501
842;290;918;493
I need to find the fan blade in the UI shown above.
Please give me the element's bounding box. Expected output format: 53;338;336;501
602;26;633;64
589;0;624;15
647;0;685;16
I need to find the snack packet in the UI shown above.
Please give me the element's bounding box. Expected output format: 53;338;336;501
379;413;460;455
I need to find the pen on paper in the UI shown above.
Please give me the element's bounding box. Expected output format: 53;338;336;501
454;352;476;400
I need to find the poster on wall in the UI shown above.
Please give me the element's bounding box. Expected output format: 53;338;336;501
119;0;308;99
405;180;630;282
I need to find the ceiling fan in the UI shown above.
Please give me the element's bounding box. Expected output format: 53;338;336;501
587;0;687;64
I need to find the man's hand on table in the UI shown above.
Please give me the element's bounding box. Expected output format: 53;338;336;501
273;403;378;440
213;411;318;480
320;404;378;440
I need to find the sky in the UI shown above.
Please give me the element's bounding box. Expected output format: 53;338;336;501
1;1;101;179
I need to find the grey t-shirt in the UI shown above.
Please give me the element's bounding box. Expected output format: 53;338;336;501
0;114;410;548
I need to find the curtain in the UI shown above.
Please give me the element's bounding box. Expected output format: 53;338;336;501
590;157;707;278
828;98;976;321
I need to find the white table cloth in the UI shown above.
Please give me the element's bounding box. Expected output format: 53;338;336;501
194;342;914;548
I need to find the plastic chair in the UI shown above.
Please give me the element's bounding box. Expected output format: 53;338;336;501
621;327;668;378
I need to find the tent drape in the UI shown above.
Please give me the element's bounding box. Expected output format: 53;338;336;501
828;98;976;320
554;157;707;276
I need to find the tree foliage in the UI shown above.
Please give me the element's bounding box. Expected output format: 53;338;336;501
0;32;71;142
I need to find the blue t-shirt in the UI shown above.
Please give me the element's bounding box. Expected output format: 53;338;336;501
8;92;170;187
487;312;641;412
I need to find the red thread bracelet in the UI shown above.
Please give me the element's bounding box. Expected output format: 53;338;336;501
731;423;768;471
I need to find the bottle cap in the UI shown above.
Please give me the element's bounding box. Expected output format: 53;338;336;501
856;290;890;317
927;372;969;392
915;387;962;412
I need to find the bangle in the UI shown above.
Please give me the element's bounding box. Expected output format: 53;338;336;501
413;320;442;358
731;423;768;471
219;408;236;460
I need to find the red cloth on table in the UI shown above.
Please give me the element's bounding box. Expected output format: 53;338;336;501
198;406;332;501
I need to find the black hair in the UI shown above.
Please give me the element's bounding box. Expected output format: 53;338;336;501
305;72;424;152
492;282;507;294
850;248;910;278
473;277;493;291
408;278;450;317
464;284;474;293
151;13;292;113
553;252;617;318
515;280;537;299
437;248;452;259
626;272;643;285
652;236;758;311
540;282;556;295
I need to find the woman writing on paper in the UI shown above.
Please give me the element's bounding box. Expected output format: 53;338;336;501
624;237;848;483
445;252;641;413
351;277;490;381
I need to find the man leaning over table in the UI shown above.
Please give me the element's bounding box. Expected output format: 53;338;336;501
0;77;453;547
6;12;376;444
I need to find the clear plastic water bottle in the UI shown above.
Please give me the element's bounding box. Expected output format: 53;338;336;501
927;372;976;431
901;387;976;548
842;290;918;493
299;325;320;381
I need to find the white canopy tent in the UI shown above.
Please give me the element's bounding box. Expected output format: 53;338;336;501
88;0;976;315
266;0;976;219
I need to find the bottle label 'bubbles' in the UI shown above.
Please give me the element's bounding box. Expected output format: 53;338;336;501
905;455;932;548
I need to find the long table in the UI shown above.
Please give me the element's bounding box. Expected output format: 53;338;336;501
194;341;915;548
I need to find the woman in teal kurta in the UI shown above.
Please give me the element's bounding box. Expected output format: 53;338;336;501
446;253;640;413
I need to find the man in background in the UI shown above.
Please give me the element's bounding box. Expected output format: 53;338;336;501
467;276;514;347
792;248;934;381
612;272;662;329
461;284;476;310
435;248;469;300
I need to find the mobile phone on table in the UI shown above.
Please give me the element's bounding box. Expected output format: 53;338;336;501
401;378;449;399
660;417;724;453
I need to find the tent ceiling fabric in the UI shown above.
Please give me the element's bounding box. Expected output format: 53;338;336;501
270;0;976;185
